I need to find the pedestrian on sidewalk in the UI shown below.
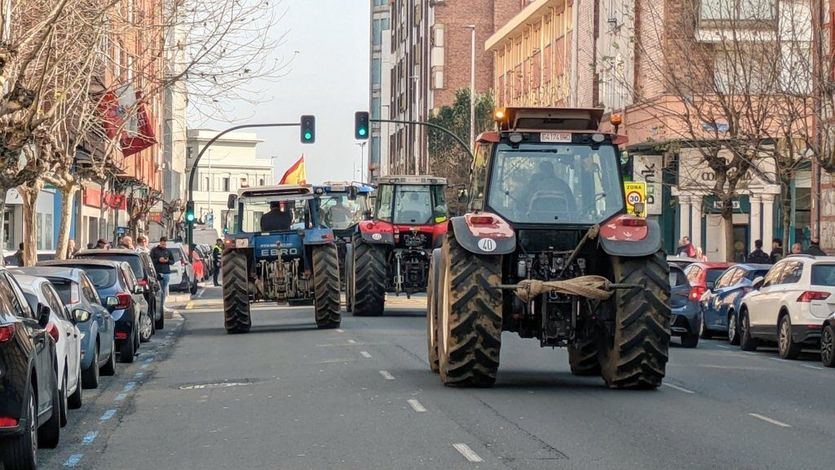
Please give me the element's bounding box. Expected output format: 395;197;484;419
95;239;107;249
151;237;175;312
67;239;78;258
212;238;223;286
118;235;134;250
747;240;770;264
805;237;827;256
136;235;150;253
791;242;803;255
12;243;23;267
770;238;783;264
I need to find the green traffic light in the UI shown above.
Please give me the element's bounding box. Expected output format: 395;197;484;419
304;132;312;140
359;128;367;136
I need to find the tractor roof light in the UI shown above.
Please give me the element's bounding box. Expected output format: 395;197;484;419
493;108;507;123
508;133;524;144
610;113;623;126
591;133;605;143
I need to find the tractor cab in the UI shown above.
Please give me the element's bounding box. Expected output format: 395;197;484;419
372;175;449;246
318;181;374;233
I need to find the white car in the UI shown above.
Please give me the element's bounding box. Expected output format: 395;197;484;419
165;242;197;294
738;255;835;359
15;274;84;426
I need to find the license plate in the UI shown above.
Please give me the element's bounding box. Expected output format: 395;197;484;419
541;132;572;143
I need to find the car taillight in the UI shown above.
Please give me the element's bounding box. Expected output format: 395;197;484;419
0;416;18;428
0;324;15;342
797;291;831;302
137;279;148;287
689;286;706;301
115;331;128;340
116;292;132;309
46;322;59;342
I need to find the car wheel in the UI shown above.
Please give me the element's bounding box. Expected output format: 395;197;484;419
778;315;802;360
727;311;740;345
37;370;61;448
119;331;136;363
822;324;835;368
100;338;117;375
58;372;68;427
139;311;153;343
82;345;100;388
68;365;83;409
1;386;38;469
681;332;699;348
739;310;758;351
699;313;712;339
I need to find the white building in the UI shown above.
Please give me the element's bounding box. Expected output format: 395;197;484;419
186;129;273;233
4;188;56;253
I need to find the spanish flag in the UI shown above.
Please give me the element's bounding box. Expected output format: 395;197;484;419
279;155;307;185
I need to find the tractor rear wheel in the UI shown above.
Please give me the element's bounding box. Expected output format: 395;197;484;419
352;235;386;317
313;244;341;329
222;249;251;334
437;232;503;387
568;337;601;376
345;244;354;312
426;249;441;373
599;251;670;389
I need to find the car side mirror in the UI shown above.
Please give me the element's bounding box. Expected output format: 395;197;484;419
457;188;469;203
227;194;238;210
132;285;144;295
105;296;119;307
347;186;358;201
37;303;51;327
72;309;91;323
752;276;764;289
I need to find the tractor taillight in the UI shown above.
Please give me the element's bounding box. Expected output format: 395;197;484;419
469;215;495;226
621;218;647;227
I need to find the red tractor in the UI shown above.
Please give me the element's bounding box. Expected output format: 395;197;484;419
427;107;670;389
346;175;448;316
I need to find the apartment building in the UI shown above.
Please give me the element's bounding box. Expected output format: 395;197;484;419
370;0;393;179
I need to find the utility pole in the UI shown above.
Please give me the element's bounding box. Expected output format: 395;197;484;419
356;142;367;181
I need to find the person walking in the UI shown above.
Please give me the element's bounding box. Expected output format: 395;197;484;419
95;239;107;249
118;235;134;250
805;237;827;256
791;242;803;255
747;240;770;264
67;239;78;258
770;238;783;264
212;238;223;286
135;235;150;253
151;237;175;312
12;243;23;267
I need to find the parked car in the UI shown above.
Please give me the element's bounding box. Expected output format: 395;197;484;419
738;255;835;359
683;262;732;302
670;264;701;347
41;259;149;363
699;263;771;344
822;312;835;367
12;267;117;388
15;274;84;426
0;267;61;468
163;242;197;294
667;256;699;270
4;250;57;267
73;249;164;330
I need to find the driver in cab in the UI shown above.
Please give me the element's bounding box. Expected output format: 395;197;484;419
260;201;295;232
524;160;576;213
326;197;353;228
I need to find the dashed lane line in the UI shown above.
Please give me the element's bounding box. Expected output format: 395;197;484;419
749;413;791;428
663;383;695;394
348;339;357;344
407;399;427;413
336;329;344;333
802;363;825;370
114;393;127;402
452;443;484;463
360;351;372;359
379;370;395;380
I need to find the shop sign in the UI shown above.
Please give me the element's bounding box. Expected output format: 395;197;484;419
633;155;662;215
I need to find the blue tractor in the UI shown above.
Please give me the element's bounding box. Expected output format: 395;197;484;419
319;181;374;309
221;185;341;333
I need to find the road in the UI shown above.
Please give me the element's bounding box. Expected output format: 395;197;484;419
37;285;835;470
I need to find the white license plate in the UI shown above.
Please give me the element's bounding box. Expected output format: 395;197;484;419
541;132;572;143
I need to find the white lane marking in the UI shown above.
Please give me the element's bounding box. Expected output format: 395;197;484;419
663;383;695;394
134;372;144;378
360;351;372;359
336;329;344;333
716;344;731;349
452;443;484;463
379;370;395;380
348;339;357;344
123;381;136;392
407;399;427;413
749;413;791;428
802;364;824;370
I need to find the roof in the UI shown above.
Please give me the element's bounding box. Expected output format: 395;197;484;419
10;266;86;281
376;175;447;185
735;263;773;270
40;259;125;269
495;107;604;132
238;184;313;198
76;249;141;257
321;181;375;193
690;262;733;269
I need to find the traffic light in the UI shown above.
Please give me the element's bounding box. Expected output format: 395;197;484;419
185;200;195;224
300;115;316;143
354;111;369;140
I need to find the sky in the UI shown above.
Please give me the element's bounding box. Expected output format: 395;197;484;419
195;0;371;183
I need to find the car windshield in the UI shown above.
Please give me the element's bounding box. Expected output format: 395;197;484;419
239;197;311;232
76;254;144;279
748;269;770;280
319;194;368;229
75;266;117;288
811;264;835;286
486;143;623;224
706;269;726;285
376;184;447;224
48;278;77;305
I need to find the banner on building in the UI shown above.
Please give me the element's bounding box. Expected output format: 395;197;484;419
632;155;663;215
624;181;647;217
279;155;307;185
99;85;157;156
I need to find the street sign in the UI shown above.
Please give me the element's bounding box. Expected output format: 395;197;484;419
624;181;647;217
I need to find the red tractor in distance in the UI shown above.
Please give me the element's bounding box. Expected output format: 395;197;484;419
346;175;448;316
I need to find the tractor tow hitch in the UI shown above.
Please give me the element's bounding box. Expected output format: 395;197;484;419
492;277;646;302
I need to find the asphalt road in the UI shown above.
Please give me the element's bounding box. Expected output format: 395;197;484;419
36;285;835;469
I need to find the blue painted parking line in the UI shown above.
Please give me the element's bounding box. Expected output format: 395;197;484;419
64;454;84;467
114;393;127;402
123;381;136;392
81;431;98;445
100;409;116;421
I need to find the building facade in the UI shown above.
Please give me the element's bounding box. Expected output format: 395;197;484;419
370;0;392;179
186;130;273;232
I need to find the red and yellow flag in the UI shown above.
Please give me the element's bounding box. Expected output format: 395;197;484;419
279;155;307;185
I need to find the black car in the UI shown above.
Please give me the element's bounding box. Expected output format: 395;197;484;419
0;267;62;468
73;249;164;330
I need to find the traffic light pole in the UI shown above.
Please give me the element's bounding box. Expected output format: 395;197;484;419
185;122;300;251
370;118;474;162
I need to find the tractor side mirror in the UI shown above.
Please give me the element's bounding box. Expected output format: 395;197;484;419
227;194;237;210
37;303;51;327
457;188;469;204
347;186;358;201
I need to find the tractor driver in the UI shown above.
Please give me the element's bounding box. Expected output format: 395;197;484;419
260;200;294;232
523;160;576;213
326;196;353;228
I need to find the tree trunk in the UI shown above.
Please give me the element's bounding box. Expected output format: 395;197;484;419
0;186;9;256
722;200;735;262
17;180;43;267
781;181;792;257
55;183;77;260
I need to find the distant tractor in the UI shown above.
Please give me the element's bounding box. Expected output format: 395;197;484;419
347;175;448;316
427;107;670;389
319;181;374;307
221;185;341;333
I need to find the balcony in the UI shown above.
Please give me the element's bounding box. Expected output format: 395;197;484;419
696;0;777;43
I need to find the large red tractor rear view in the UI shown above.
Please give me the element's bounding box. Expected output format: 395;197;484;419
346;175;448;316
427;107;671;389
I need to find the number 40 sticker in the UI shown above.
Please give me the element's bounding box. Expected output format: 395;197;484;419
477;238;497;252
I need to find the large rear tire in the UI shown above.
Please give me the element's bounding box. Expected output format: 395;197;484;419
1;387;37;469
568;338;601;376
437;232;503;387
599;251;670;389
345;243;354;313
222;249;251;334
426;249;441;373
352;235;386;317
313;244;341;329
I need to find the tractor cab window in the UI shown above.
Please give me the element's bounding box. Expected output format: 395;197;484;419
486;143;623;225
240;197;310;232
319;193;368;230
376;184;448;225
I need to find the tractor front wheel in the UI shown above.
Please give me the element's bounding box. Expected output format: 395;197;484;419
313;244;341;329
352;235;386;317
599;251;670;389
223;249;252;334
437;232;503;387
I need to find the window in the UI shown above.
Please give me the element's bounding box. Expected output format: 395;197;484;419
0;273;33;319
713;268;736;289
375;185;394;222
240;177;248;188
204;176;210;191
259;178;265;186
670;267;689;287
811;264;835;286
762;263;786;287
700;0;775;20
80;276;101;305
781;261;803;284
44;286;67;321
372;19;383;46
372;59;382;86
371;97;381;119
469;143;490;210
685;266;703;284
222;178;230;192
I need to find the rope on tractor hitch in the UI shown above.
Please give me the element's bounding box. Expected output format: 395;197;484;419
513;276;614;302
